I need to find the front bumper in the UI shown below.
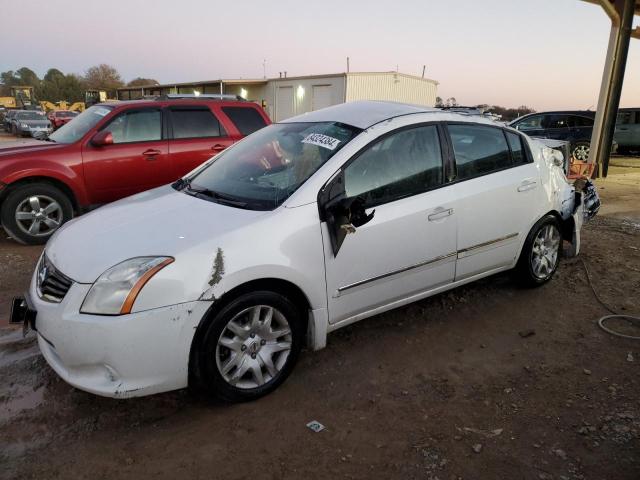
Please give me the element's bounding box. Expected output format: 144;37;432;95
29;272;211;398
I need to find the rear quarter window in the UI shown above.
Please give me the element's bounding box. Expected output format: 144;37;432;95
222;106;267;136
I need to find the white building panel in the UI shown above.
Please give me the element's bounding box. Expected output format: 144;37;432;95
345;72;437;107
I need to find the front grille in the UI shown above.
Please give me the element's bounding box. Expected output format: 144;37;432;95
37;255;73;303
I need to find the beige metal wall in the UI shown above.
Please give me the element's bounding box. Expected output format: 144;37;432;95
345;72;438;107
265;75;346;121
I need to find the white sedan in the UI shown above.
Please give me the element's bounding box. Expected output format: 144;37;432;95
18;101;593;402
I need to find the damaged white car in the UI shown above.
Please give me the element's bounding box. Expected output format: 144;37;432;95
13;101;599;401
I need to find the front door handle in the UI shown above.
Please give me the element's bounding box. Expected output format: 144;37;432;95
211;144;226;152
428;208;454;221
517;180;538;192
142;149;161;160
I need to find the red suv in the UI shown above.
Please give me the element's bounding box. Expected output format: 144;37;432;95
0;96;271;244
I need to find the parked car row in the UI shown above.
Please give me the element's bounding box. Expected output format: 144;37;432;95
0;97;270;243
508;108;640;159
10;101;599;402
3;109;52;137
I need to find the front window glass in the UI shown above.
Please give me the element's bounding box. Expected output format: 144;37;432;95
49;105;113;143
183;122;361;210
344;125;443;207
514;115;542;130
104;109;161;143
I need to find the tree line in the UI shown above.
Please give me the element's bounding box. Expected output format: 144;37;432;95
436;97;535;122
0;64;158;103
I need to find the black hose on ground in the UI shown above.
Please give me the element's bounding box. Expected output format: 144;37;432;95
580;257;640;340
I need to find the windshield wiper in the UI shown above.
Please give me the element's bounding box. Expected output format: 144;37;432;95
181;181;248;208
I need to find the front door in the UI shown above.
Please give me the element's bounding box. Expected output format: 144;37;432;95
321;124;457;324
82;107;168;204
445;124;540;280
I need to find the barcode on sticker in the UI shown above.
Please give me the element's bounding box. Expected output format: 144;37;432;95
302;133;341;150
306;420;325;432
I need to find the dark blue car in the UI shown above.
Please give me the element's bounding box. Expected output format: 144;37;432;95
509;111;596;162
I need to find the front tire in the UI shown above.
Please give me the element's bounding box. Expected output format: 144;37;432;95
514;215;561;287
1;183;74;245
195;291;304;402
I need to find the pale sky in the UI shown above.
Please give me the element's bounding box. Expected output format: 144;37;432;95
1;0;638;110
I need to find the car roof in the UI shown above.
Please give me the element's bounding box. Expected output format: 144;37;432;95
281;101;442;129
518;110;595;117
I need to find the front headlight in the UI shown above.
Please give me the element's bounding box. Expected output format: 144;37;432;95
80;257;173;315
21;123;29;129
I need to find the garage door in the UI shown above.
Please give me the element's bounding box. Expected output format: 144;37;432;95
276;86;294;121
312;85;333;111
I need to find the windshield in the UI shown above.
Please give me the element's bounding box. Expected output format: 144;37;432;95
57;111;76;117
49;105;113;143
17;111;45;120
181;122;361;210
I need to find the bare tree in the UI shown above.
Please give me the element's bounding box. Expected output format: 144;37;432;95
83;64;124;90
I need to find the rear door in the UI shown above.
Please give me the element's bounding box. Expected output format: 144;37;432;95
445;123;541;280
543;114;570;141
167;105;234;179
82;107;169;204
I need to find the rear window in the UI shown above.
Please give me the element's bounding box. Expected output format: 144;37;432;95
222;107;267;136
170;108;223;139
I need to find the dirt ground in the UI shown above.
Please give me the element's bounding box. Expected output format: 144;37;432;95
0;159;639;480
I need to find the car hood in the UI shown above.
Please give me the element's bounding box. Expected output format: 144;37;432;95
0;140;66;158
46;185;269;283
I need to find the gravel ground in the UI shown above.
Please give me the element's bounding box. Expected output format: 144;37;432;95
0;162;638;480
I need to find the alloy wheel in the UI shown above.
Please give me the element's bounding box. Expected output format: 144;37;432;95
215;305;293;389
14;195;63;237
530;224;560;280
572;144;590;162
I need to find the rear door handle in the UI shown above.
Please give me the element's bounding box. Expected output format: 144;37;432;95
517;180;537;192
211;144;226;152
142;149;161;160
428;208;454;221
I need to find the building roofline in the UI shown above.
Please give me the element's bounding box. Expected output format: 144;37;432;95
117;71;438;92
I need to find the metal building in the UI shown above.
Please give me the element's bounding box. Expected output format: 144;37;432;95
116;71;438;122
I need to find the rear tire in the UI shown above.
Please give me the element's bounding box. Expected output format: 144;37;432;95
194;291;304;402
514;214;561;288
1;183;74;245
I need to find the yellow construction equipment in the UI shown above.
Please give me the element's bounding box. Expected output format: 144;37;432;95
39;100;86;113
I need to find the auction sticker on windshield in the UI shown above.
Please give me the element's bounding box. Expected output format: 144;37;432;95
94;107;111;117
302;133;341;150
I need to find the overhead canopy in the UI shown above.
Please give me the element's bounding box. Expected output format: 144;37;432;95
580;0;639;176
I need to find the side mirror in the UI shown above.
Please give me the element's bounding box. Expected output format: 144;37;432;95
324;195;375;256
91;130;113;147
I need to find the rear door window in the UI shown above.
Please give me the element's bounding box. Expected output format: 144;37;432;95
170;108;224;139
448;124;512;179
222;107;267;135
544;114;569;129
568;115;594;127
